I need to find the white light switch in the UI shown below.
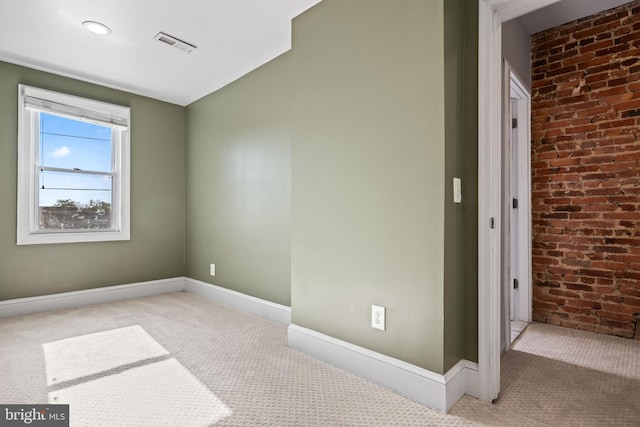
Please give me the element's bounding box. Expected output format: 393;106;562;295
453;177;462;204
210;263;216;276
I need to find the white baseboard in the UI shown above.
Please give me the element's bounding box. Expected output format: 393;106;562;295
0;277;292;326
288;324;478;413
183;278;291;325
463;360;479;399
0;277;184;319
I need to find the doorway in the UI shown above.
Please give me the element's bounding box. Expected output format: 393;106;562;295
477;0;566;403
478;0;633;403
506;68;532;345
500;63;532;355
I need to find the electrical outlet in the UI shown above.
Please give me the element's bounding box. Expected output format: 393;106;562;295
371;305;385;331
210;263;216;276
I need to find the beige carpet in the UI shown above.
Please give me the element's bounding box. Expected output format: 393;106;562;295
1;292;638;426
453;323;640;426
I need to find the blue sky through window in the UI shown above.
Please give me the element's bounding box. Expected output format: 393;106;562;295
39;113;113;207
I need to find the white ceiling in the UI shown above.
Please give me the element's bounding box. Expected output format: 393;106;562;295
520;0;632;34
0;0;321;106
1;0;632;106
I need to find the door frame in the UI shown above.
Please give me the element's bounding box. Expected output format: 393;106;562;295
507;65;532;326
477;0;562;402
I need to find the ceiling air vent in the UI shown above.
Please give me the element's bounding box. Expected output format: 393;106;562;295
153;32;197;53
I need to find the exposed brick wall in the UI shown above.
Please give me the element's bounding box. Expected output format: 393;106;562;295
530;1;640;338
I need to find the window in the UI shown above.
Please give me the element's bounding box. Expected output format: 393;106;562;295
17;85;130;245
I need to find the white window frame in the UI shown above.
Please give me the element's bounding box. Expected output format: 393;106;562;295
17;85;130;245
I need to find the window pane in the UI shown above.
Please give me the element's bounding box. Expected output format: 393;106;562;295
40;113;112;172
39;170;113;230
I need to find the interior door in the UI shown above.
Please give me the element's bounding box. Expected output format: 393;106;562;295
508;69;533;342
510;97;520;322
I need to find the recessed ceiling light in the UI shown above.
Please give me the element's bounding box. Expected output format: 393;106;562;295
82;21;111;36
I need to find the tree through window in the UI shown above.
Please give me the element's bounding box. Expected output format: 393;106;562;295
38;112;114;230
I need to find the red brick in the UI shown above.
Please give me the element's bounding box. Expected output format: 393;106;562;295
547;65;578;78
575;315;599;324
615;99;640;111
532;0;640;340
593;11;629;27
623;296;640;307
598;310;631;321
549;288;580;298
564;283;595;291
620;285;640;296
591;261;628;270
599;319;631;329
616;270;640;280
595;44;629;56
569;299;604;309
602;303;640;314
615;31;640;45
560;305;595;315
564;52;596;67
581;39;614;53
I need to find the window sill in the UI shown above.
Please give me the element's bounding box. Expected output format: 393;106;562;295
16;230;130;245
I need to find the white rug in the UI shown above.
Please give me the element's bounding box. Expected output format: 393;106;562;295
43;325;232;426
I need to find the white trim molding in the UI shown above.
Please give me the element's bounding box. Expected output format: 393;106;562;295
0;277;184;319
183;278;291;325
288;324;479;413
463;360;480;399
489;0;561;22
0;277;291;326
478;0;504;403
507;65;533;325
478;0;563;404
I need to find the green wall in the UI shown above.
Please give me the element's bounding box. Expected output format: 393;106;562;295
291;0;447;373
0;0;479;370
185;54;292;306
0;61;186;300
183;0;479;373
462;0;479;364
443;0;480;368
443;0;465;371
